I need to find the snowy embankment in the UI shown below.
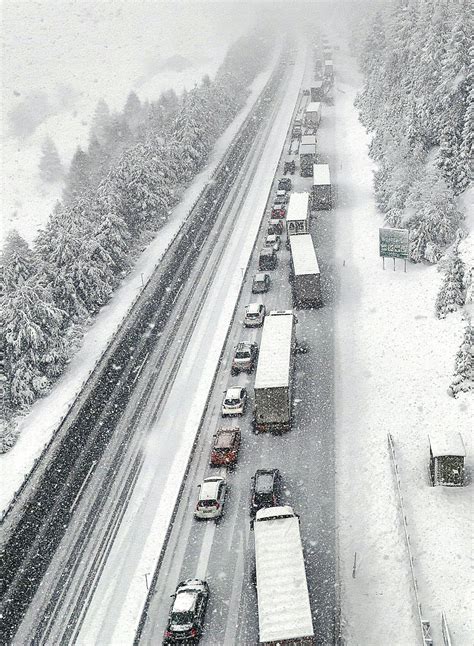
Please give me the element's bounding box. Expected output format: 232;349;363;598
0;59;277;518
333;47;472;645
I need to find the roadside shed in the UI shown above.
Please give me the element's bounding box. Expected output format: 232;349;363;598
428;432;466;486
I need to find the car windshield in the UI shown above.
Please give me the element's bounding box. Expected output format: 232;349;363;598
225;398;240;406
247;312;258;318
235;351;250;359
171;610;193;625
199;499;217;507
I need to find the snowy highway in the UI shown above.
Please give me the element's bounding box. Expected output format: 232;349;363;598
137;55;339;645
8;42;334;646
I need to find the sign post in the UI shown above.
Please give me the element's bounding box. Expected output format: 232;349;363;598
379;228;409;271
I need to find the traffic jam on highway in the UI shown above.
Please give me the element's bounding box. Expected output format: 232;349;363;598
163;40;335;646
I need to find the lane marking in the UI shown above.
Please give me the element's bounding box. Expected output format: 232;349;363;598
195;521;216;580
69;462;96;514
132;352;150;385
222;530;246;646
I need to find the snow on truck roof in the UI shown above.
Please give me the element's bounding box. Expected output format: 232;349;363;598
254;506;314;642
313;163;330;186
305;101;321;113
290;234;320;276
429;432;466;458
287;192;309;222
299;143;316;155
254;312;295;390
301;134;316;146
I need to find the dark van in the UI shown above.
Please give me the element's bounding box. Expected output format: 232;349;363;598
258;248;277;271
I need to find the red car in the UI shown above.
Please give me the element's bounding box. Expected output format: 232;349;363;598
271;204;286;219
210;428;241;466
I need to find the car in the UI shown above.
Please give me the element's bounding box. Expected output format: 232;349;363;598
231;342;258;375
195;476;227;520
264;235;281;251
222;386;247;416
278;177;292;192
258;249;277;271
164;578;209;643
210;427;241;466
283;160;296;175
251;469;282;515
252;273;270;294
271;204;286;219
244;303;266;327
273;193;287;205
302;88;310;96
267;218;284;236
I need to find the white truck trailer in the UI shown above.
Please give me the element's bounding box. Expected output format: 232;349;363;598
286;192;310;237
301;134;317;147
253;311;296;433
304;102;321;128
312;163;332;209
254;506;315;645
289;233;322;308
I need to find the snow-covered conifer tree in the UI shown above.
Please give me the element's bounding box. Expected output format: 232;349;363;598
435;249;465;318
63;146;91;203
2;230;36;292
91;98;111;145
39;136;64;183
449;324;474;397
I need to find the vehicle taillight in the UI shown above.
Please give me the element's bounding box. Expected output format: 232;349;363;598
190;628;197;637
214;502;220;509
164;630;172;638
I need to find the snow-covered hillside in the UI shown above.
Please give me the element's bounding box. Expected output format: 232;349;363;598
1;2;254;245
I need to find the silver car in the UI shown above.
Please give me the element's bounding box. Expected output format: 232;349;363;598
222;386;247;416
195;476;227;520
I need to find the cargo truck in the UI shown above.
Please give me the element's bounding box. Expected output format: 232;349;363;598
299;144;316;177
304;102;321;128
286;192;310;237
253;311;296;433
289;233;322;308
254;506;315;645
312;163;331;209
310;81;324;102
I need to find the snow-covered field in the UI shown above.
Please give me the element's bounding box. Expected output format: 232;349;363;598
1;1;253;245
333;45;472;645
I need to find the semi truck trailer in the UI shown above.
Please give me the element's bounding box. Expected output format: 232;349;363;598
254;506;315;645
253;310;296;433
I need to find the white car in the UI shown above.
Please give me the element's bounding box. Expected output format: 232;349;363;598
244;303;266;327
222;386;247;416
265;234;281;251
195;476;227;520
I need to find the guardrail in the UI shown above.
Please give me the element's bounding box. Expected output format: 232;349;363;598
387;433;433;646
441;611;452;646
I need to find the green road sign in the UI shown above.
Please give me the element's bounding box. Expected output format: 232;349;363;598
379;228;409;259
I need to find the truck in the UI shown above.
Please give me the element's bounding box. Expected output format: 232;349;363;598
312;163;331;209
310;81;324;102
286;192;310;237
289;233;322;308
324;59;334;81
304;102;321;129
254;506;315;645
299;143;316;177
253;311;296;433
300;134;316;147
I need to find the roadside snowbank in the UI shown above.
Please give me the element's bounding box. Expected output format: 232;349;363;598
333;46;472;645
0;61;276;517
